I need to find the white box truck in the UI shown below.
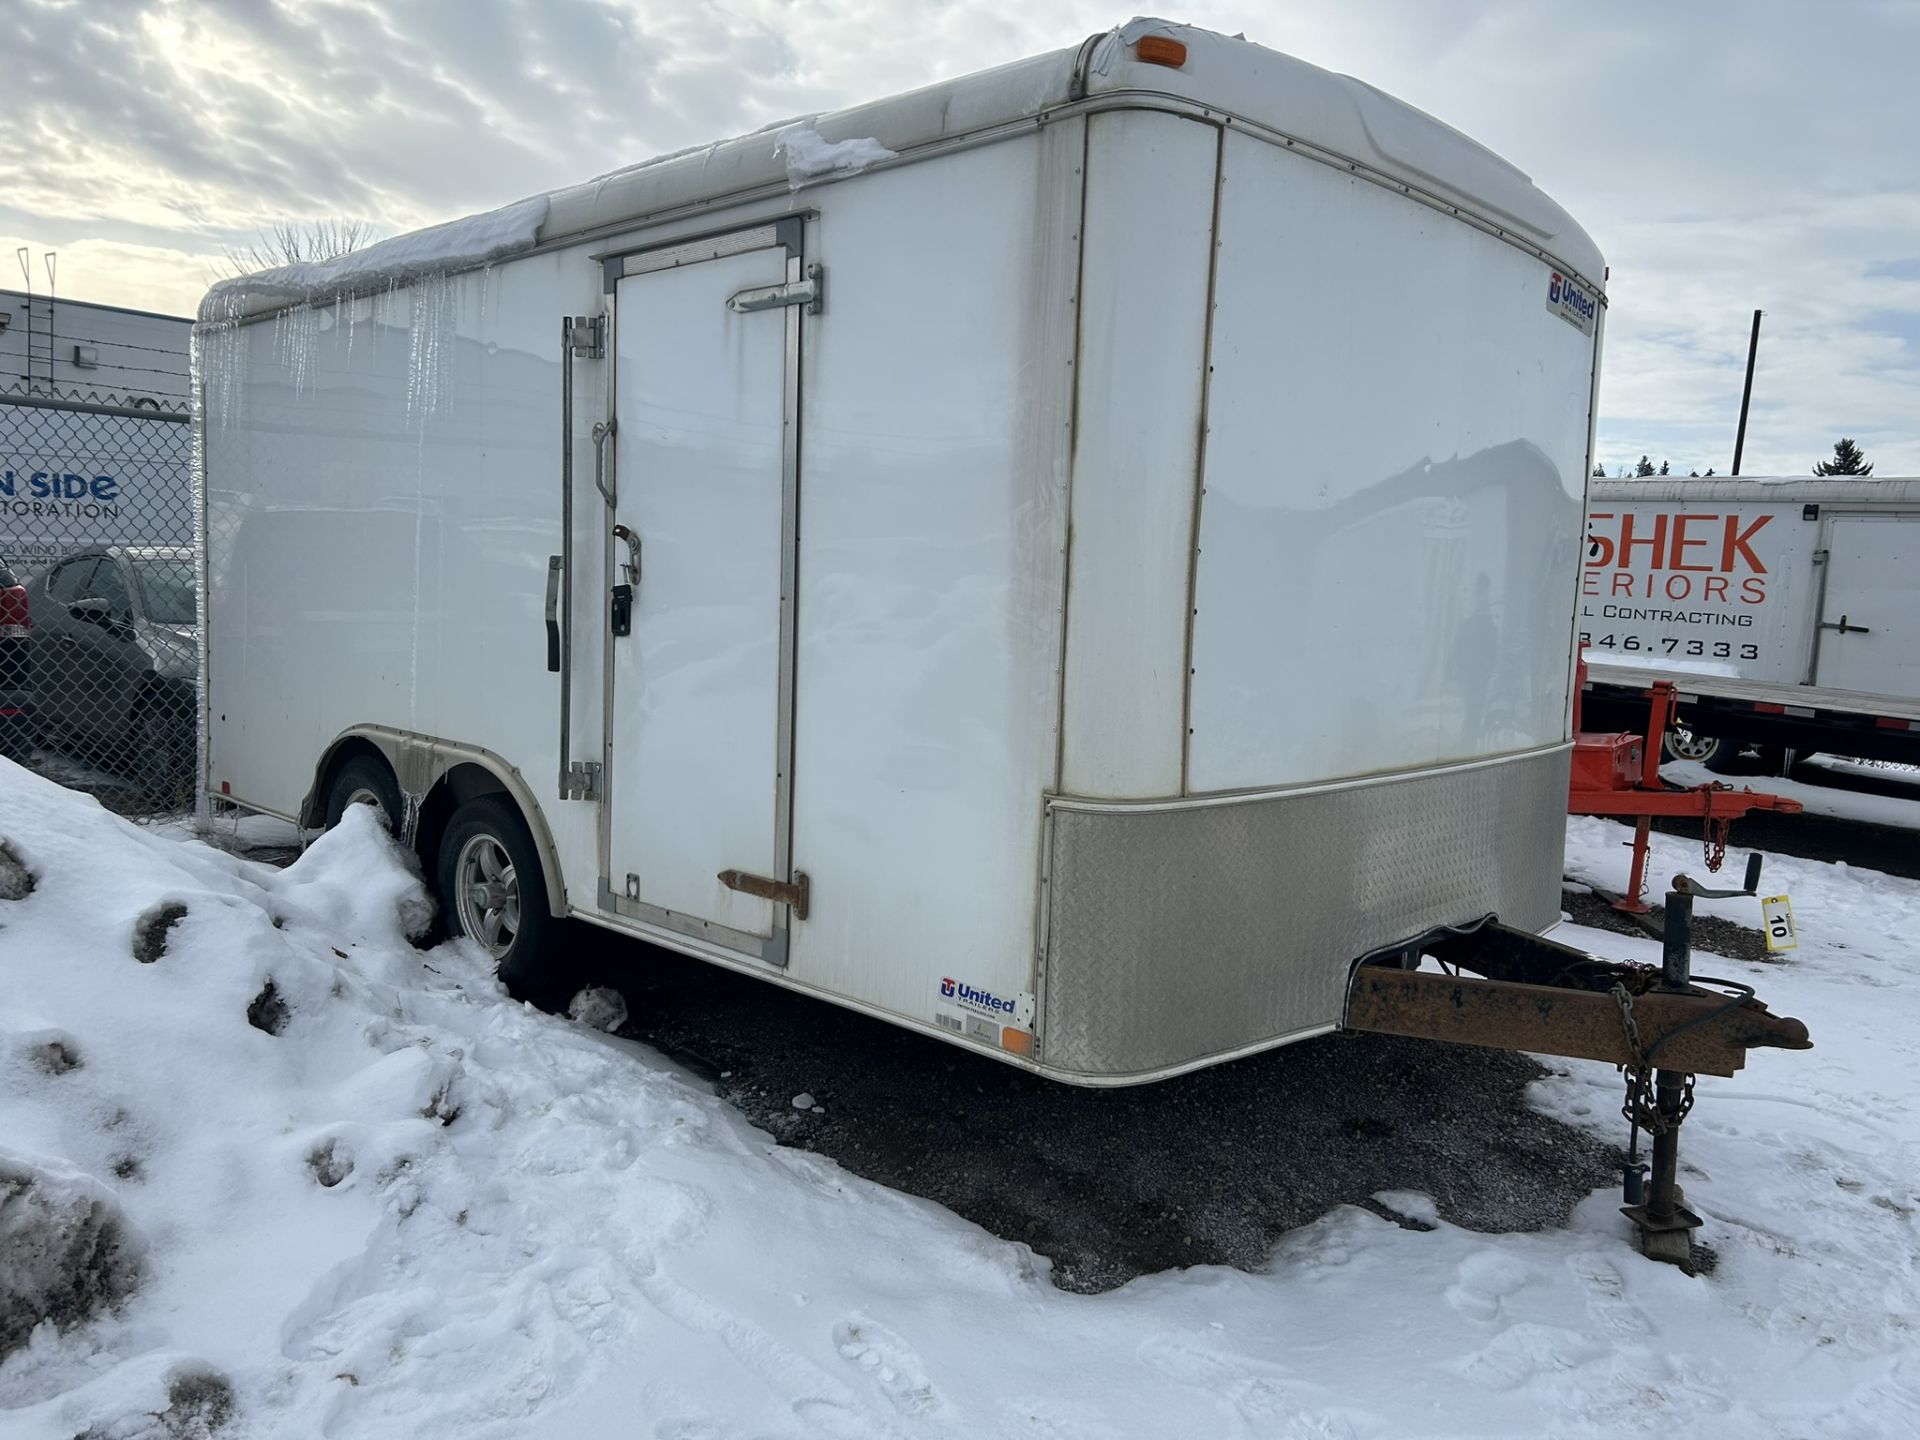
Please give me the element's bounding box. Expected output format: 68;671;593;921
1582;476;1920;771
195;20;1606;1083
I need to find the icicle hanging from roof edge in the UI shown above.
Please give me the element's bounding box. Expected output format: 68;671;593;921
193;289;251;433
404;271;458;429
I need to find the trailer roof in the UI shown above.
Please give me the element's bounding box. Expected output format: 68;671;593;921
1592;476;1920;505
201;18;1603;325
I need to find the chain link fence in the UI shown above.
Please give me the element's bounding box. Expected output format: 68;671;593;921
1;393;197;814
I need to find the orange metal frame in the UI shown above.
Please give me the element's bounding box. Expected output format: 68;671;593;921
1568;654;1803;912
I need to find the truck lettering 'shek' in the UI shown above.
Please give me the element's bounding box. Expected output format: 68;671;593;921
1579;506;1800;662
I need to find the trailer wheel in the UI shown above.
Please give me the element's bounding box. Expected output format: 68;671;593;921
1662;724;1728;769
437;796;551;996
324;753;404;835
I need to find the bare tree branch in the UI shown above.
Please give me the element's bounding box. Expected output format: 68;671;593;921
221;220;379;277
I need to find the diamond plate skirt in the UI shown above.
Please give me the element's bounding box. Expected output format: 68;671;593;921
1036;744;1571;1081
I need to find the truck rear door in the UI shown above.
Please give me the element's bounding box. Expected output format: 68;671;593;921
1815;516;1919;698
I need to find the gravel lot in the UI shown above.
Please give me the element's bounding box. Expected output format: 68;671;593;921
565;922;1619;1294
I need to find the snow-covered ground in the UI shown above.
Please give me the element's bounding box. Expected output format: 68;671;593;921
3;758;1918;1438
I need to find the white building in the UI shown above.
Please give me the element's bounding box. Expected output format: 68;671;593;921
1;288;194;572
0;287;191;414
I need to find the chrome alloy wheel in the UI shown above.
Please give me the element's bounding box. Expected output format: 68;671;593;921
454;832;520;959
1665;725;1720;762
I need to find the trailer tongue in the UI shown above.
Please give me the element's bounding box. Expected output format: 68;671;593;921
1344;856;1811;1270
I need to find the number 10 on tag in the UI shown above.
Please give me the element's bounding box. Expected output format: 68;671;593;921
1760;894;1797;953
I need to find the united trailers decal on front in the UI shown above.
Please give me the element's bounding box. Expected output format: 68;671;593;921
1546;269;1598;335
1581;504;1794;668
935;976;1036;1055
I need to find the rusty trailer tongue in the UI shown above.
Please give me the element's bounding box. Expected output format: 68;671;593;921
1344;856;1810;1271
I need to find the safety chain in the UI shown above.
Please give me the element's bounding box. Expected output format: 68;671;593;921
1611;983;1697;1137
1703;811;1730;873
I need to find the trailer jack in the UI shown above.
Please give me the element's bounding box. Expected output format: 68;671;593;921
1344;854;1810;1270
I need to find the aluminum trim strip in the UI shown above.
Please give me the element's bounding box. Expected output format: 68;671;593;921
1048;740;1573;815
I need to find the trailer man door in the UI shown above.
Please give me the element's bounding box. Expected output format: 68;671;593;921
1815;515;1920;696
601;223;807;962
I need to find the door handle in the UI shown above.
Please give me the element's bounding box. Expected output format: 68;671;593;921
592;420;617;505
1817;614;1870;635
544;555;562;672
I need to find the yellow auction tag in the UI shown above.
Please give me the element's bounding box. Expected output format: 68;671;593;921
1760;894;1798;953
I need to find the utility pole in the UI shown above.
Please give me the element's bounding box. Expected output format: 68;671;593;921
1731;309;1762;475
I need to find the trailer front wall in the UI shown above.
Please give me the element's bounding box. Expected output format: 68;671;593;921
1187;130;1595;793
1059;111;1219;799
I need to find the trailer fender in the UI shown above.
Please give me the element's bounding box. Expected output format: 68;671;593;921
305;726;568;918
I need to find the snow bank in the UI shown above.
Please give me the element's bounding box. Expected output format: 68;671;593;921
774;124;896;189
0;1151;142;1362
3;758;1920;1436
199;196;548;321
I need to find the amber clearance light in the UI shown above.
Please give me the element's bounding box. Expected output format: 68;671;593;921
1134;35;1188;68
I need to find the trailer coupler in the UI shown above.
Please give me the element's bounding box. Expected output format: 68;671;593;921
1344;857;1810;1269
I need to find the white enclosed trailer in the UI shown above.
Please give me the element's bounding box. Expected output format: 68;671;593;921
1582;476;1920;769
197;20;1605;1083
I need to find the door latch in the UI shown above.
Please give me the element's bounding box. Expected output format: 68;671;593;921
727;264;824;316
718;868;810;920
609;523;640;638
1818;613;1871;635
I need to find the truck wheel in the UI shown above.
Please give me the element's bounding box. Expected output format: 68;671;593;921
324;754;403;835
437;796;552;996
132;701;190;799
1662;725;1726;768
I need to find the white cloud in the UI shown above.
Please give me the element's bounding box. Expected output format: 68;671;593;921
5;0;1915;473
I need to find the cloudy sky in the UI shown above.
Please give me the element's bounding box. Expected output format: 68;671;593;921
5;0;1916;476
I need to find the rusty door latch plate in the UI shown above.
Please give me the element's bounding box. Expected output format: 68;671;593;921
718;868;810;920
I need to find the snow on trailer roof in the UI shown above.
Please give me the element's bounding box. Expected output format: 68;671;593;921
199;17;1604;326
1592;476;1920;505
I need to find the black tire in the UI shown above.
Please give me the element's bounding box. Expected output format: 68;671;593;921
324;753;404;835
130;698;192;801
435;795;553;997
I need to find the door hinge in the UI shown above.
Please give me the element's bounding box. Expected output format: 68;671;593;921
565;760;603;801
718;868;810;920
727;264;824;316
565;314;606;359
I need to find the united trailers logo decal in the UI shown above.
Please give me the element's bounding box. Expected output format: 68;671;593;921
1547;270;1598;335
935;976;1036;1054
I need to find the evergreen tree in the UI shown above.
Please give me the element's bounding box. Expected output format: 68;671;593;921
1593;462;1606;478
1813;438;1874;476
1658;460;1670;476
1635;456;1656;477
1689;470;1699;477
1704;467;1716;476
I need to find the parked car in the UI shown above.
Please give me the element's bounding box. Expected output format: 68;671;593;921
1;554;30;759
20;545;197;788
